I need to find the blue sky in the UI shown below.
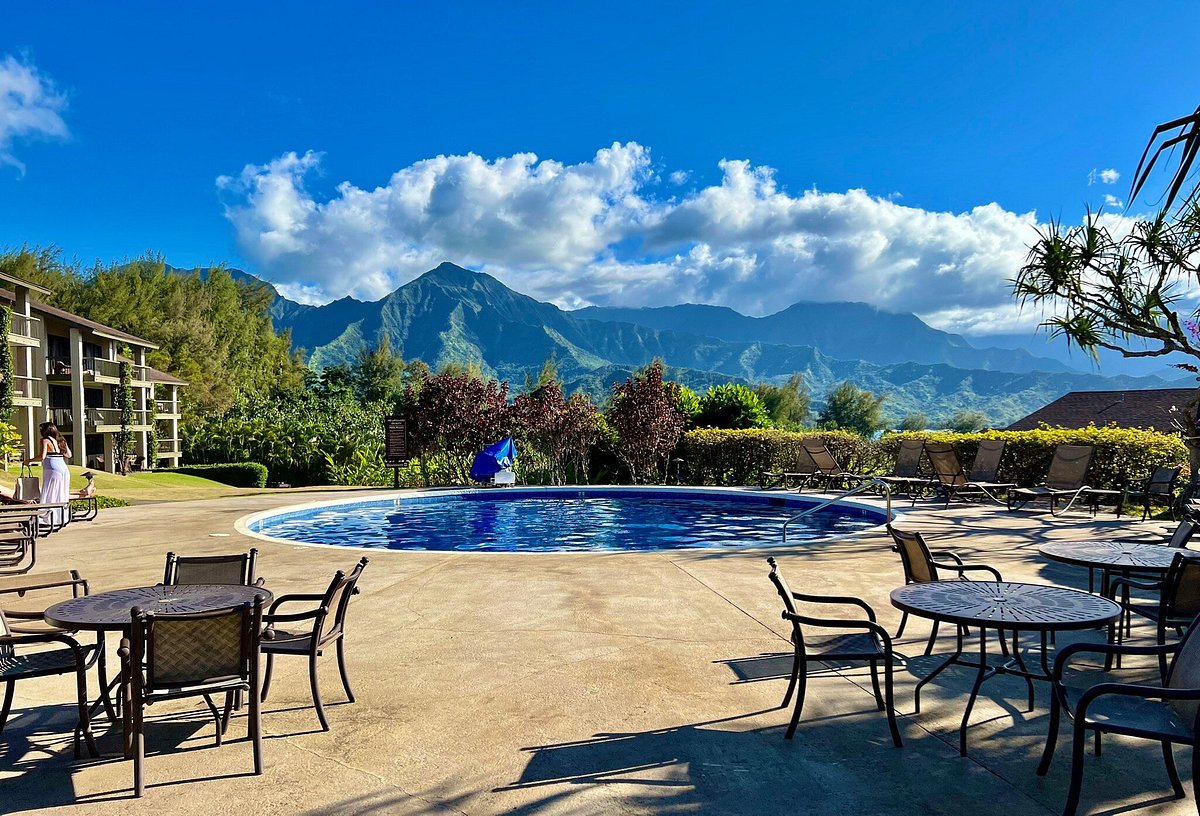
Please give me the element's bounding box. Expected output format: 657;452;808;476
2;2;1198;344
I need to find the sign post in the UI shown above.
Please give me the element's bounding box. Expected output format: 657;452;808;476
383;416;409;489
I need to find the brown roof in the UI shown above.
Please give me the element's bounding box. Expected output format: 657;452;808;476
0;287;158;349
146;366;188;386
1006;388;1195;432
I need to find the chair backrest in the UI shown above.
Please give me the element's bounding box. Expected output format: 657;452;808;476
317;557;369;640
922;442;966;488
890;439;925;478
134;596;263;694
792;447;819;476
1166;616;1200;728
800;440;843;476
968;439;1006;482
1146;466;1183;499
1167;519;1198;550
1043;444;1094;490
1161;551;1200;625
887;525;937;584
766;556;799;616
0;569;87;616
164;549;258;586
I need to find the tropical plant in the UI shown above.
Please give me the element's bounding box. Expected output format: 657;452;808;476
605;361;685;483
944;409;989;433
695;383;771;429
399;369;512;484
817;381;886;437
115;347;134;475
675;385;701;429
512;380;602;484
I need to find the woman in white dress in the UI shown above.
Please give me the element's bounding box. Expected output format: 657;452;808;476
25;421;72;528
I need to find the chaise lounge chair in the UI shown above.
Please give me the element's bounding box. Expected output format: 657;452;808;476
875;439;928;497
922;441;1014;508
1007;444;1095;516
760;448;820;490
797;439;866;493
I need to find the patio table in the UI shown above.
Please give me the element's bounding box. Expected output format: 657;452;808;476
890;581;1119;756
44;583;272;757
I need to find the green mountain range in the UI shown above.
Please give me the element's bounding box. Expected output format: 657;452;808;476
254;262;1181;425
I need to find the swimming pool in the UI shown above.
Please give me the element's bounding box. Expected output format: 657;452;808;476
239;487;890;553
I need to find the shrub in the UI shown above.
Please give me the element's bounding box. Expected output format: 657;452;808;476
72;495;130;510
678;428;888;486
695;384;771;429
161;462;269;488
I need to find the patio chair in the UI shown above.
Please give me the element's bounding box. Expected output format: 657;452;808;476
887;525;1003;654
1122;466;1184;521
120;597;264;797
164;549;262;587
1;609;99;758
0;570;89;635
922;442;1014;508
875;439;927;496
0;514;38;575
1037;616;1200;816
1007;444;1095;515
798;439;865;493
766;557;901;745
1111;551;1200;678
760;447;820;490
261;557;369;731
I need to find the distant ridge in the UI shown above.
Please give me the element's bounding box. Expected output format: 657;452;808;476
213;261;1178;425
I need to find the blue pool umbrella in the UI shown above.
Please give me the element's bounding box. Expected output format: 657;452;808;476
469;437;517;482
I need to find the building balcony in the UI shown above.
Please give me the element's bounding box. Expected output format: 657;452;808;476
46;356;151;387
7;314;43;348
154;400;181;419
12;375;43;407
158;438;182;456
49;407;152;433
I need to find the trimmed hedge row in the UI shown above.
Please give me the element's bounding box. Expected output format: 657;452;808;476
678;425;1188;490
161;462;269;488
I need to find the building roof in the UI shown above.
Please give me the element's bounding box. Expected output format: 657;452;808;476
0;287;159;349
0;271;51;296
146;366;189;386
1005;388;1195;432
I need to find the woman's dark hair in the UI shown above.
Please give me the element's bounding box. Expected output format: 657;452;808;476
38;422;69;452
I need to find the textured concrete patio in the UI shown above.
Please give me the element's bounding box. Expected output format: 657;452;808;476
0;490;1193;815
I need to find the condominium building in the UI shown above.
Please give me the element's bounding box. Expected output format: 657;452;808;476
2;271;186;471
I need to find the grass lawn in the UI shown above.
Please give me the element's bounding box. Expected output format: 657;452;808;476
0;464;361;504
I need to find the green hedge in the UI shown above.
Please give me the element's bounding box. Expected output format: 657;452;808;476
679;429;890;486
161;462;269;488
677;425;1188;490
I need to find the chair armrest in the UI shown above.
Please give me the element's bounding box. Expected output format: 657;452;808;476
932;550;964;565
781;611;892;646
1076;681;1200;718
1109;576;1162;592
791;591;877;622
262;608;324;624
0;631;89;659
930;561;1003;581
1053;639;1179;683
266;592;326;614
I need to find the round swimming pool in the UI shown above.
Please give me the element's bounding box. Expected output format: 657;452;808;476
239;487;889;553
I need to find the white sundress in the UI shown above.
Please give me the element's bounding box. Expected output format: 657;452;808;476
39;439;71;528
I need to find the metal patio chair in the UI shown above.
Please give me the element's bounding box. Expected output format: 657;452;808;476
887;525;1003;653
766;556;901;746
1007;444;1095;515
164;548;262;587
1122;466;1184;521
261;557;368;731
921;441;1014;508
875;439;928;497
1111;551;1200;678
1038;616;1200;816
760;447;820;490
798;439;865;493
121;597;264;797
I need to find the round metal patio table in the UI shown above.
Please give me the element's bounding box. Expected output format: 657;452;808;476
890;581;1120;756
1039;540;1177;576
44;584;272;758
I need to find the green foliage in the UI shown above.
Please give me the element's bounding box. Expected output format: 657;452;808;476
898;412;929;431
679;428;886;486
160;462;269;488
0;305;12;419
943;409;989;433
71;495;130;511
754;375;810;428
116;348;134;474
399;368;512;484
183;390;389;486
0;248;305;419
0;421;22;466
818;381;886;437
696;383;771;429
675;386;701;429
352;336;405;403
884;425;1188;490
147;386;159;468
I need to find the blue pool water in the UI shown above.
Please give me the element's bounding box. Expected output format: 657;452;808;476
247;488;885;553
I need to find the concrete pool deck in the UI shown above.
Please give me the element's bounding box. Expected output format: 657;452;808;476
0;489;1193;815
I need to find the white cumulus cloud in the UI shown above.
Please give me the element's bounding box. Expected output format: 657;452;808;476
220;143;1091;335
1088;167;1120;185
0;55;68;175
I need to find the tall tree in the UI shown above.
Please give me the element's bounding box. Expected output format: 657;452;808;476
754;375;810;428
817;381;886;437
353;335;405;403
